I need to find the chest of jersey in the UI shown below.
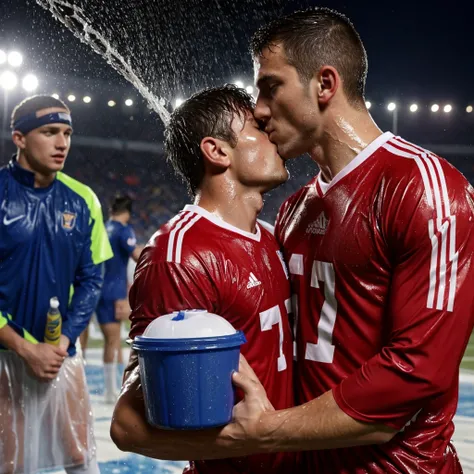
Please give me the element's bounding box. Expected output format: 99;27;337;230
0;182;89;260
279;176;392;393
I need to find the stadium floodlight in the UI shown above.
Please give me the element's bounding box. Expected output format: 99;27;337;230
234;80;244;88
22;74;38;92
7;51;23;68
125;98;133;106
409;103;418;112
246;85;254;94
107;100;116;107
365;101;371;109
443;104;452;113
51;93;60;99
431;104;439;112
175;98;184;108
67;94;76;102
387;102;396;111
83;96;92;103
0;71;18;90
0;50;6;65
467;105;473;113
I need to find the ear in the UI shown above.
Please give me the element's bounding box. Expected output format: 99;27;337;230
12;131;26;150
317;65;340;105
200;136;231;170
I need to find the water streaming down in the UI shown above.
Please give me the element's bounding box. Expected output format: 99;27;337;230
35;0;286;126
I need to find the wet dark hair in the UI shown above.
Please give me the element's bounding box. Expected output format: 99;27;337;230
11;95;70;128
165;84;255;197
110;194;133;215
250;7;368;107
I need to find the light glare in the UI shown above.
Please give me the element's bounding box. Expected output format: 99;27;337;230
0;71;18;90
125;99;133;106
431;104;439;112
387;102;396;111
22;74;38;92
8;51;23;67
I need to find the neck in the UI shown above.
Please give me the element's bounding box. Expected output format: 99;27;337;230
194;177;263;234
16;152;56;188
111;213;129;224
309;107;382;183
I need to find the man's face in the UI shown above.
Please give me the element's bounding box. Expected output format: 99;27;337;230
254;44;321;160
229;111;288;193
16;107;72;174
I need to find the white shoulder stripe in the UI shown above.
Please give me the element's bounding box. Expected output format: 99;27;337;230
174;214;201;264
166;212;194;263
383;138;458;312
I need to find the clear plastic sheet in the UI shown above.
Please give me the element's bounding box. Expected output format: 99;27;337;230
0;351;96;474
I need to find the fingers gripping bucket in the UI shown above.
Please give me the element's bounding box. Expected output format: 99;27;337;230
132;310;246;430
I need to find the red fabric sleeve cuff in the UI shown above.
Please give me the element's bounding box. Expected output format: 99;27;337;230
333;382;405;431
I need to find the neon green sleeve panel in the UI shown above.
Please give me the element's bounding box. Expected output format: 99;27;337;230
57;172;113;264
0;311;8;330
0;312;38;344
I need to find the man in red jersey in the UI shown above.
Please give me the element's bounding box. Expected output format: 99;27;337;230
200;7;474;474
110;85;296;473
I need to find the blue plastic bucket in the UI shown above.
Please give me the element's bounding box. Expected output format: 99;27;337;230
133;331;246;429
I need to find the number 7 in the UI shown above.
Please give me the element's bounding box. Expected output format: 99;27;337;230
288;255;338;364
259;305;287;372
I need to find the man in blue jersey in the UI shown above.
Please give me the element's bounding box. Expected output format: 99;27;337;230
0;95;112;474
81;194;142;403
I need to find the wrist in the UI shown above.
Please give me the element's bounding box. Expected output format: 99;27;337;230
16;338;35;360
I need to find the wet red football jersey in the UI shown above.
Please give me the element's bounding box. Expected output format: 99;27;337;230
129;205;296;474
276;132;474;473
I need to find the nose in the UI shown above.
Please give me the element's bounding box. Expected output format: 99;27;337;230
254;94;271;126
56;133;68;150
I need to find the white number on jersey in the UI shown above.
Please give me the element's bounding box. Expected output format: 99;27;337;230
259;305;288;372
289;254;338;364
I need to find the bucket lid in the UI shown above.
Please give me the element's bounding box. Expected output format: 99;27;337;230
142;309;237;339
132;330;246;352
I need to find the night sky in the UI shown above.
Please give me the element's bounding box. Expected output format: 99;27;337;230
0;0;473;106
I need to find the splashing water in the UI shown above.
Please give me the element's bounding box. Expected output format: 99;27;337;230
36;0;171;124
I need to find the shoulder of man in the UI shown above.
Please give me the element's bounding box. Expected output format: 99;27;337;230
56;171;102;215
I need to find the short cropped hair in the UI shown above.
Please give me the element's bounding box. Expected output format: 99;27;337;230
11;95;70;128
251;7;368;106
165;84;255;197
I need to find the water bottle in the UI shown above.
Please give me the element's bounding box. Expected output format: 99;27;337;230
44;297;62;346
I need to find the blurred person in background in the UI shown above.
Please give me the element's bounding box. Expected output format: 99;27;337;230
81;194;142;404
0;95;112;474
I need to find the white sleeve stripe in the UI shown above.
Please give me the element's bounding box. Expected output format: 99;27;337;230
382;143;434;206
436;219;450;310
166;212;194;262
430;154;451;218
384;138;458;312
427;219;438;309
174;215;202;264
421;154;444;224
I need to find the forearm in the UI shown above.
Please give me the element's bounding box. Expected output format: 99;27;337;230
62;266;102;342
256;390;396;453
0;324;36;358
111;367;235;461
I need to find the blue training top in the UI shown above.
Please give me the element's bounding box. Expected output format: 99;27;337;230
101;219;136;301
0;158;113;356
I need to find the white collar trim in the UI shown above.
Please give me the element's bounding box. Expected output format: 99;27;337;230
317;132;394;195
183;205;262;242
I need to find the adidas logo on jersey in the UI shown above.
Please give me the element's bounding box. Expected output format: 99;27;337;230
246;272;262;289
306;212;329;235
